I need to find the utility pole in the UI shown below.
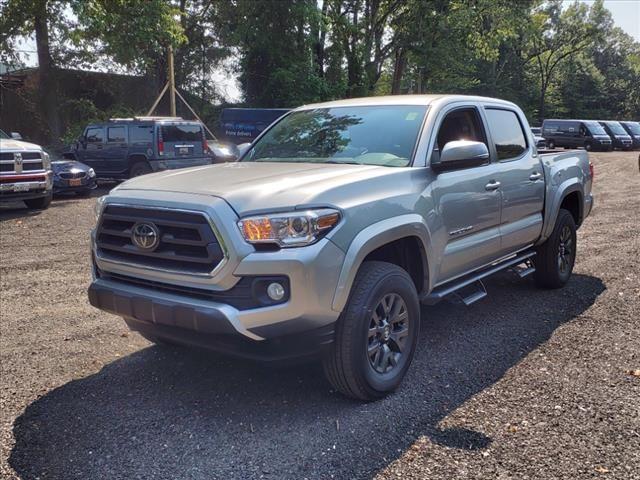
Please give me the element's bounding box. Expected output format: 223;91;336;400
168;44;176;117
145;44;216;140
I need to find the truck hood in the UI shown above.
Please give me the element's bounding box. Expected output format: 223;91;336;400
114;161;401;215
0;139;43;151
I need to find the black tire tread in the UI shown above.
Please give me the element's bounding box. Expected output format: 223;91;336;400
534;208;576;289
323;261;417;401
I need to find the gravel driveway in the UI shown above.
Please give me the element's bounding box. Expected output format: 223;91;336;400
1;151;638;480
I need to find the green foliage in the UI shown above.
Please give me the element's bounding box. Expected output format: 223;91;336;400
1;0;639;145
58;98;138;145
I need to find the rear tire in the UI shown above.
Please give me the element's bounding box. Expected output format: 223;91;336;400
322;261;420;401
533;209;577;289
24;193;52;210
129;161;152;178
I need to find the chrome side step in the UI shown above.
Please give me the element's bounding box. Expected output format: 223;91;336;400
421;250;536;306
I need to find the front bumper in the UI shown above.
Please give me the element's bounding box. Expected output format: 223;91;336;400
89;194;346;358
0;173;52;203
53;176;97;193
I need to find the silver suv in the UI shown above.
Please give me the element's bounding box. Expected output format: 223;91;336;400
89;95;593;400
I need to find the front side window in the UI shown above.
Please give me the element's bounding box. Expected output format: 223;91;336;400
107;126;126;143
244;105;428;167
485;109;527;160
86;128;104;143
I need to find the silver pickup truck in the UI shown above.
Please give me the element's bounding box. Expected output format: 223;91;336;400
88;95;593;400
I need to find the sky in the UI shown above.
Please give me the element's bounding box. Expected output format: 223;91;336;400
8;0;640;103
567;0;640;41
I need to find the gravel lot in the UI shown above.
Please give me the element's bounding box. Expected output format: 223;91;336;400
1;151;639;480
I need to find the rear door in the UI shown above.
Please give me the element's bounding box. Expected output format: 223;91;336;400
485;106;545;256
103;125;129;174
159;123;204;160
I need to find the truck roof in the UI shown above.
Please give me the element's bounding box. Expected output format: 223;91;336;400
297;94;518;110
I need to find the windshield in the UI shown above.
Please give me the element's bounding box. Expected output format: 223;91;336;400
584;121;607;135
0;129;9;139
622;122;640;135
243;105;428;167
604;121;626;135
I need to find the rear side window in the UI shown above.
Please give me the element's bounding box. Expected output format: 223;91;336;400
107;126;126;143
160;124;202;142
130;126;153;143
485;109;527;160
86;128;104;143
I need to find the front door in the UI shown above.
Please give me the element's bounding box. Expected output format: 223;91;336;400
427;105;503;284
484;107;545;255
80;127;106;173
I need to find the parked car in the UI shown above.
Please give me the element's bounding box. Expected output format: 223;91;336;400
218;108;290;144
66;117;223;179
598;121;633;150
89;95;594;401
0;129;53;209
531;127;546;149
542;119;612;151
51;157;97;196
619;121;640;150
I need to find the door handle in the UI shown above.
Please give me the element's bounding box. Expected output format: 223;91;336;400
529;172;542;181
485;180;501;191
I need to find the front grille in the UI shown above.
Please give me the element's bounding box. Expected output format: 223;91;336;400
0;164;12;172
0;152;41;160
23;162;43;171
96;205;225;274
59;171;86;179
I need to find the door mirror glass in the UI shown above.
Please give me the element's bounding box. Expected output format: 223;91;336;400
10;132;22;140
432;140;489;171
237;142;252;159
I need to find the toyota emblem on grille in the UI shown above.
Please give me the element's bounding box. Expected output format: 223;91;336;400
131;222;160;251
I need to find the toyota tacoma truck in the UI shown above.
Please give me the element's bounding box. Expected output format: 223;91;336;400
0;130;53;209
88;95;594;400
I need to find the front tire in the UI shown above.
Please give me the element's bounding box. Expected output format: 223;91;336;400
533;209;577;289
584;141;592;151
547;140;555;149
323;261;420;401
24;193;52;210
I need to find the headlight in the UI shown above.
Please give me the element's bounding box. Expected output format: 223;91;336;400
94;195;107;223
42;151;51;170
238;208;341;247
88;168;96;178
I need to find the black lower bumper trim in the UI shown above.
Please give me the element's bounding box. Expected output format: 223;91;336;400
88;280;335;361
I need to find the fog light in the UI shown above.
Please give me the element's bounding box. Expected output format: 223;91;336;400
267;282;285;301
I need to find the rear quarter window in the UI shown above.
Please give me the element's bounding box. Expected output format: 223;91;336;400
485;109;527;161
130;125;153;143
160;124;202;142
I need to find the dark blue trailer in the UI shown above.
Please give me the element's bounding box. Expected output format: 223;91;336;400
218;108;290;144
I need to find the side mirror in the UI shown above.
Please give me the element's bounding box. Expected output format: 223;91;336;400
431;140;489;171
10;132;22;140
237;142;252;159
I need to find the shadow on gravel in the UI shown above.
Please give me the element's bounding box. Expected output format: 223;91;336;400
10;273;604;480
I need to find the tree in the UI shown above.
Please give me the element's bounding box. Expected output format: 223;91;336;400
526;0;600;122
0;0;73;142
